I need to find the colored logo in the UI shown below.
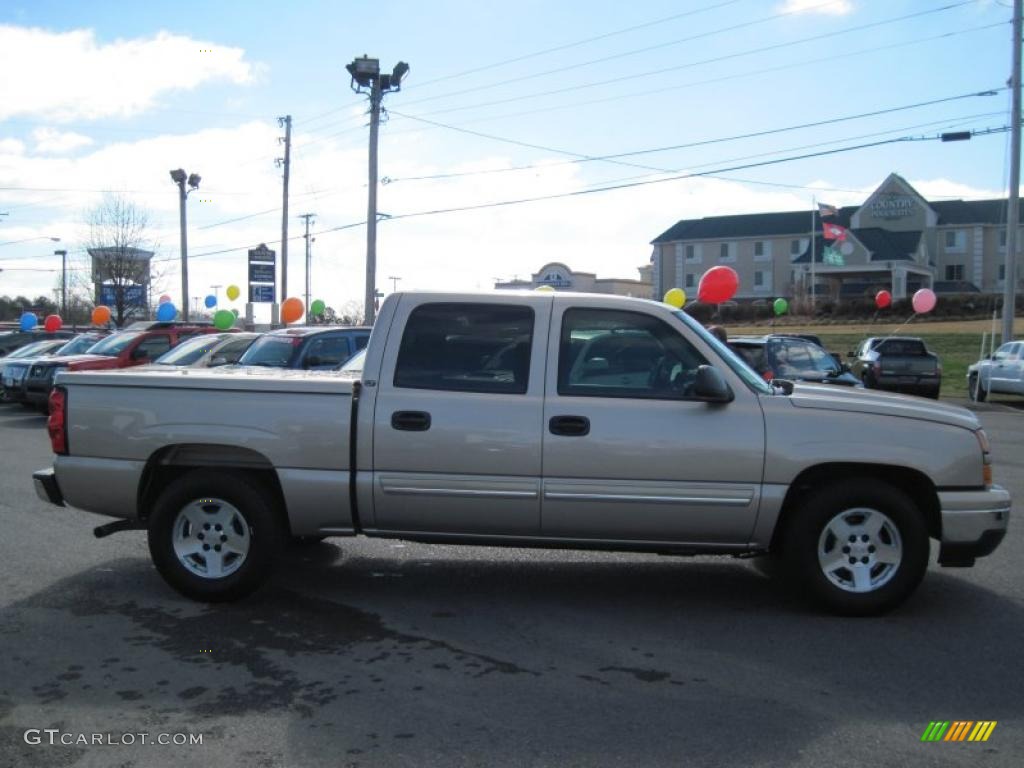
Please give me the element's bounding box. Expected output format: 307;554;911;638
921;721;997;742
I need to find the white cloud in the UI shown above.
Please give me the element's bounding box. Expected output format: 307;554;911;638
0;25;258;122
32;127;94;154
0;137;25;155
778;0;854;16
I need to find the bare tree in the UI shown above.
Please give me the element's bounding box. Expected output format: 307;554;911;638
81;194;163;327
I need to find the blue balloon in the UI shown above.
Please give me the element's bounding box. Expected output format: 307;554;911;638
156;302;177;322
19;312;38;331
204;294;217;309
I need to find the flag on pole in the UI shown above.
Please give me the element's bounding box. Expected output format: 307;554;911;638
818;202;838;217
822;222;848;241
823;246;845;266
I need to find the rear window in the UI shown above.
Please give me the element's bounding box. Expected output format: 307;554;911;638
394;303;534;394
874;339;927;355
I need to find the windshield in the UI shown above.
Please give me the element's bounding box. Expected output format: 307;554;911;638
154;334;227;365
6;340;58;359
238;335;301;367
768;338;840;376
54;335;103;356
85;331;143;357
672;311;771;394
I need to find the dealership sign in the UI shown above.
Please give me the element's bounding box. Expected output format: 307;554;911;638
248;244;276;303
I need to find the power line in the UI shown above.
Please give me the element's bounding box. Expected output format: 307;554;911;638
408;2;979;118
409;0;747;91
383;88;1004;184
384;20;1006;133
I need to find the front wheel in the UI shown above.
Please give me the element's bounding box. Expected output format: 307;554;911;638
147;470;284;602
781;479;929;616
969;373;987;402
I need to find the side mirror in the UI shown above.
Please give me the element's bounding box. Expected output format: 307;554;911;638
693;365;734;403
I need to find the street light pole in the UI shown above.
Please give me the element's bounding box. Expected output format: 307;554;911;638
170;169;201;321
56;249;67;316
346;56;409;326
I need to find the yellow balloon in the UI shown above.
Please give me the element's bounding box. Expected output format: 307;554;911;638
663;288;686;308
534;285;556;292
226;284;240;301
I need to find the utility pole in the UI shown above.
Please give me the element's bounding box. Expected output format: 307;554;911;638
56;249;67;316
1003;0;1022;345
299;213;315;316
169;169;201;321
346;56;410;325
277;115;292;305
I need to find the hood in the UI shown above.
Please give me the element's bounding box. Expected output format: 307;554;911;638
785;382;978;431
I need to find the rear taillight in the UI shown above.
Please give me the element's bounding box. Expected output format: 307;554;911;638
761;370;774;381
48;386;67;455
977;429;992;487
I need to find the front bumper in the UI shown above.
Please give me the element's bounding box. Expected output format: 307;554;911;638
937;486;1011;566
33;468;65;507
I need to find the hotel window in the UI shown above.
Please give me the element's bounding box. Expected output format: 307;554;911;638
754;271;766;288
1000;229;1007;247
685;244;698;262
754;241;764;256
719;243;735;262
999;264;1006;281
685;273;695;288
945;264;964;281
944;230;964;251
790;239;801;255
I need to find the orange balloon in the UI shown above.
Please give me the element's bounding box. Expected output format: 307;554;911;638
92;305;111;325
281;297;304;324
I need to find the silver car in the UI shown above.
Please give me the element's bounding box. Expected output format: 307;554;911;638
151;332;259;368
968;340;1024;401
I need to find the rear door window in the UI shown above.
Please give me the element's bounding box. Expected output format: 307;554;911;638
394;303;534;394
302;335;351;369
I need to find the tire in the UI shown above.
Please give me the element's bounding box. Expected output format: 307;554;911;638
969;373;987;403
147;470;284;602
780;479;929;616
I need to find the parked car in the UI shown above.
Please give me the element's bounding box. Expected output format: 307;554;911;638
23;324;221;411
337;347;366;373
848;336;942;399
0;328;74;357
151;332;259;368
237;326;371;370
0;339;71;402
729;336;860;387
34;291;1009;616
968;340;1024;401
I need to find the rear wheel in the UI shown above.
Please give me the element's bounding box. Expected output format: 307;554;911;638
147;470;284;602
969;373;987;402
781;479;929;616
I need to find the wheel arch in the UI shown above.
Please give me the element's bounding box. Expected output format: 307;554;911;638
772;462;940;550
137;444;291;536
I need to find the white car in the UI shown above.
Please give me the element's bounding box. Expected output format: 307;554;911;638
968;340;1024;401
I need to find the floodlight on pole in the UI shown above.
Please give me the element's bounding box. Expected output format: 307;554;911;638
169;168;200;321
346;54;410;326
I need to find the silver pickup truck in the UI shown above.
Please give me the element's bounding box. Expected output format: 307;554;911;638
33;292;1010;615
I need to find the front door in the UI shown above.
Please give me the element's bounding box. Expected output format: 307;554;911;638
541;300;765;545
371;300;548;536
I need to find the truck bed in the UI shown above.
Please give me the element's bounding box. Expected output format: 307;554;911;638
53;367;358;534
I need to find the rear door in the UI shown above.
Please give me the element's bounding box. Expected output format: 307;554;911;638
991;342;1022;392
371;298;548;535
541;298;765;545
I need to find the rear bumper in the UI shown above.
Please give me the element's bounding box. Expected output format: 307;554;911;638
937;486;1011;566
33;468;65;507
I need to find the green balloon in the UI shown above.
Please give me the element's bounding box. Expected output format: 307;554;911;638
773;298;789;316
311;299;326;316
213;309;235;330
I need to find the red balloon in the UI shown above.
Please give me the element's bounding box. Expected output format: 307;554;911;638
875;290;892;309
158;294;172;304
44;314;63;332
697;266;740;304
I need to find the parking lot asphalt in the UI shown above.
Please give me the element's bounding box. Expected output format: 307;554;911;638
0;400;1021;768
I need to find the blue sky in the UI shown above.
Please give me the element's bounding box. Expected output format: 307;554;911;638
0;0;1017;316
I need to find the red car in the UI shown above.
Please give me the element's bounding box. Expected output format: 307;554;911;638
23;323;224;411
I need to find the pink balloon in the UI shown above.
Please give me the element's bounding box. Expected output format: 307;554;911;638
912;288;937;314
697;266;740;304
875;290;891;310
